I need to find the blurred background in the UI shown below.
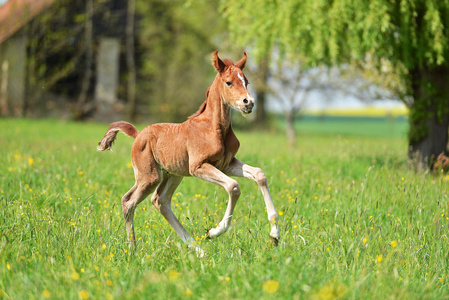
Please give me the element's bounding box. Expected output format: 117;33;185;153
0;0;447;168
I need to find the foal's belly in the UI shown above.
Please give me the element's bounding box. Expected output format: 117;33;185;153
153;140;191;177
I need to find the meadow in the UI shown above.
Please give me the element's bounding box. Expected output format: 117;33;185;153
1;117;448;299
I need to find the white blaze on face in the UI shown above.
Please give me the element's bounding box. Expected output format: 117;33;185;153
237;72;252;101
237;72;247;89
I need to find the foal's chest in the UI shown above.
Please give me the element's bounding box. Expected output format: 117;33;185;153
208;129;240;170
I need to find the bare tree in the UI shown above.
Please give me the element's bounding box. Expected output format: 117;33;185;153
269;59;327;146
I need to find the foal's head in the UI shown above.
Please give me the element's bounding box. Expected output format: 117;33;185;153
212;51;255;114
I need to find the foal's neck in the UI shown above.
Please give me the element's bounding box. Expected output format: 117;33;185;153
204;81;231;134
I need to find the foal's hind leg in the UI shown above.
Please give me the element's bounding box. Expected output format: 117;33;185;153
151;173;205;257
122;178;159;248
122;159;161;248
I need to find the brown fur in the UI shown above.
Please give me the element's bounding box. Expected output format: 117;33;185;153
97;51;280;250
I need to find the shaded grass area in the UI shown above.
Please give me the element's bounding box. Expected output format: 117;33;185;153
1;118;448;299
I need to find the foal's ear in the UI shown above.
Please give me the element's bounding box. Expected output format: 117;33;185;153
235;52;247;70
212;50;226;73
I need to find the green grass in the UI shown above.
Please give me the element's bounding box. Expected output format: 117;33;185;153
1;118;448;299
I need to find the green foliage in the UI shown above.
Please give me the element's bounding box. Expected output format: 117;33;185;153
1;119;449;299
221;0;449;70
136;0;227;122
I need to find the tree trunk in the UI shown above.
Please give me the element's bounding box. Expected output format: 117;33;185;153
0;60;8;116
408;65;449;170
126;0;136;122
74;0;93;120
253;55;270;129
286;109;296;147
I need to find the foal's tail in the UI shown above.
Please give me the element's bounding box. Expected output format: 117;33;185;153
97;121;139;151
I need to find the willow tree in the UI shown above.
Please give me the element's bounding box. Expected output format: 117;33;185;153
222;0;449;169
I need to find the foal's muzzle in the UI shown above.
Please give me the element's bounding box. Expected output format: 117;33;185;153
242;98;254;114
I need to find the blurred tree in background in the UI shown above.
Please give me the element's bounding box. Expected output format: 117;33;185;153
221;0;449;169
0;0;229;122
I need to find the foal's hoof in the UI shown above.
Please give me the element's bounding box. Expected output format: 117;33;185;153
270;236;279;247
205;229;212;239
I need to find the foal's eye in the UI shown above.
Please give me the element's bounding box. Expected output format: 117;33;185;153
226;82;232;86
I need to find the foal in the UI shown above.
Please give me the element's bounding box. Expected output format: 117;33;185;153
98;51;280;253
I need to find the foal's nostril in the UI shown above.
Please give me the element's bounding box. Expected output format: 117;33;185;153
243;99;248;104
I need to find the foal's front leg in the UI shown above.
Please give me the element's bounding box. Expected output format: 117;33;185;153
224;158;280;245
191;163;241;239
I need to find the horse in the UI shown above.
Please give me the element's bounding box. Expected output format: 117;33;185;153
97;51;280;255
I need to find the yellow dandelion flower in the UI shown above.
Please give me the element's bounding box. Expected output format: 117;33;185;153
185;289;193;296
278;211;283;216
168;269;180;280
439;278;444;283
225;277;231;282
263;280;280;294
126;162;133;168
362;237;368;244
78;290;89;300
42;289;51;298
28;157;34;166
316;282;347;299
106;280;113;286
6;263;10;270
71;272;80;281
106;293;113;300
376;254;383;263
390;240;398;248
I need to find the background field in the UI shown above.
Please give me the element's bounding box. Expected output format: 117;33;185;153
1;118;448;299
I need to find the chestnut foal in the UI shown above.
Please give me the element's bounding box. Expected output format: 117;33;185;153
98;51;280;254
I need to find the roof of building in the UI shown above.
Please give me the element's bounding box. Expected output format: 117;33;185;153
0;0;55;44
